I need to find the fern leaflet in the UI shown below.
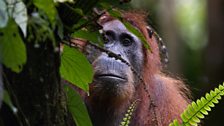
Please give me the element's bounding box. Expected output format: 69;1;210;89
169;82;224;126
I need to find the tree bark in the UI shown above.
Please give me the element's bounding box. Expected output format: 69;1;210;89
4;41;72;126
205;0;224;84
203;0;224;126
158;0;183;74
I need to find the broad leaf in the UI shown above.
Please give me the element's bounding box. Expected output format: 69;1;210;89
60;45;93;92
64;85;92;126
34;0;57;25
0;19;27;73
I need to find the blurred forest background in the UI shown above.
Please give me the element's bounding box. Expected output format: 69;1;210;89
113;0;224;125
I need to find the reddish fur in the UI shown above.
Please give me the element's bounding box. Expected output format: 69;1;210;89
122;12;191;125
74;11;191;126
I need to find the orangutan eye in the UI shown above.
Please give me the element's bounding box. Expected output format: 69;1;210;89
122;38;132;46
120;34;133;47
103;30;115;44
102;33;109;44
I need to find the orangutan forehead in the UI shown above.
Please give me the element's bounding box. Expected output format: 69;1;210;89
102;20;127;32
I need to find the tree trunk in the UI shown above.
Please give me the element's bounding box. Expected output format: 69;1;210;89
203;0;224;126
158;0;183;74
4;41;72;126
205;0;224;84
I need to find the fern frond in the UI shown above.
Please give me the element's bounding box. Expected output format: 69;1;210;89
169;119;180;126
169;82;224;126
120;99;140;126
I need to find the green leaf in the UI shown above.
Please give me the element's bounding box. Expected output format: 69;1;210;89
33;0;57;25
196;99;202;107
0;19;27;73
212;97;218;104
72;18;88;30
219;84;224;90
123;21;151;52
60;45;93;92
108;9;122;19
205;93;211;100
184;110;191;119
204;105;211;111
173;119;180;126
220;91;224;96
64;85;92;126
196;112;204;119
189;119;197;126
72;30;103;45
210;90;215;97
200;108;208;115
192;116;200;123
207;102;214;107
215;95;221;100
98;2;111;9
191;102;198;111
74;8;84;16
181;113;187;122
186;106;194;116
200;97;206;105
